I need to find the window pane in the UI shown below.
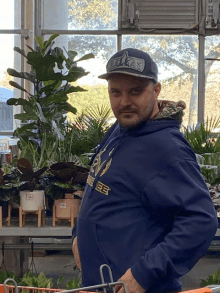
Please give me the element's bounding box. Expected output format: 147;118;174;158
44;35;117;120
122;35;199;128
0;0;20;29
43;0;118;30
0;35;21;133
68;35;116;120
205;36;220;121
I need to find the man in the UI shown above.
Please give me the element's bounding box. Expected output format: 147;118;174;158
72;48;218;293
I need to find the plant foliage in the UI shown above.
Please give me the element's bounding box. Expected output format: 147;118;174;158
7;33;94;149
65;277;81;289
0;270;21;285
20;271;53;289
183;116;220;154
200;268;220;286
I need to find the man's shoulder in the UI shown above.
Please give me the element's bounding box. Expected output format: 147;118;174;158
149;125;196;162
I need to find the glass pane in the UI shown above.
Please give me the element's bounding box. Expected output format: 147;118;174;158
205;36;220;122
0;35;21;132
43;0;118;30
122;35;199;128
0;0;20;30
44;35;117;121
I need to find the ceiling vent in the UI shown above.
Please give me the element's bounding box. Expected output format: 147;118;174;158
121;0;199;29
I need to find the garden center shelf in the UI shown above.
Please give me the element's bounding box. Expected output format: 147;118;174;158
0;215;73;236
0;226;72;237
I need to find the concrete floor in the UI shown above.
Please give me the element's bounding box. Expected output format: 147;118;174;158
30;252;220;292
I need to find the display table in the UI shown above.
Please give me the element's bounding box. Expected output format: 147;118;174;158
0;217;73;276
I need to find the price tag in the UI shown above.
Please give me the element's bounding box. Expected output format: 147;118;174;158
60;203;66;208
26;194;34;200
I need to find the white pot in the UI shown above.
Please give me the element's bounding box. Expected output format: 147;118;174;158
20;190;45;212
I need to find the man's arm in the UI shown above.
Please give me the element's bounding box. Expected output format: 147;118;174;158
71;190;84;269
72;236;81;269
130;160;218;292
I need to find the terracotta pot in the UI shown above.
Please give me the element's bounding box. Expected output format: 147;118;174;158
54;198;80;219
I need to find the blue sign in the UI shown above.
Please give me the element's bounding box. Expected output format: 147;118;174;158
0;87;14;131
0;86;14;102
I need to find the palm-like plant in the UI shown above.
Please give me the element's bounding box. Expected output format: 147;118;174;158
182;116;220;154
16;103;114;170
66;103;115;157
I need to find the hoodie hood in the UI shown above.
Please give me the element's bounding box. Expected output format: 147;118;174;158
152;100;186;124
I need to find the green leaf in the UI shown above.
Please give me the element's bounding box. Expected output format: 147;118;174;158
9;81;29;93
14;46;27;58
40;93;68;107
65;86;87;94
7;97;31;107
7;69;36;83
52;47;65;69
41;55;57;66
7;68;23;78
35;36;44;48
62;70;88;82
16;122;36;132
36;72;63;81
44;33;59;49
57;275;64;286
27;51;43;66
14;113;39;122
76;53;95;62
39;80;60;95
67;50;78;60
52;47;64;58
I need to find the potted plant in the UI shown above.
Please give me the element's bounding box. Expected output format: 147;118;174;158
48;162;88;227
0;162;21;224
16;158;47;211
15;158;48;227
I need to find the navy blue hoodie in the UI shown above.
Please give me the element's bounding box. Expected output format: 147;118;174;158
72;101;218;293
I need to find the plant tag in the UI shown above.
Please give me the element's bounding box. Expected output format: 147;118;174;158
26;194;34;200
60;203;66;208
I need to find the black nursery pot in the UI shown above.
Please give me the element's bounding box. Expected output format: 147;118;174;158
0;200;9;218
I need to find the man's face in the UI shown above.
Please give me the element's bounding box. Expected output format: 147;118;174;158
108;74;161;130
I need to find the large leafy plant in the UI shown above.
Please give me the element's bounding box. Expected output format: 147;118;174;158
6;33;94;149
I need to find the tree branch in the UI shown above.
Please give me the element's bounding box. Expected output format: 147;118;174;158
161;50;197;75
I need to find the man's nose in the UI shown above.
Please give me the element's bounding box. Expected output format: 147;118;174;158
120;92;132;106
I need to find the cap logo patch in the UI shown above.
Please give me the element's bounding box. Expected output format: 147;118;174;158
107;51;145;73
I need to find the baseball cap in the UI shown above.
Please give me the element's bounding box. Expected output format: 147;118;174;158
98;48;158;82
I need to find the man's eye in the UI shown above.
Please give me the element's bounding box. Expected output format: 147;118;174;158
111;90;120;95
132;89;142;95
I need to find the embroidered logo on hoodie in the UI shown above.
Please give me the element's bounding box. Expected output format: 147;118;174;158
87;145;114;195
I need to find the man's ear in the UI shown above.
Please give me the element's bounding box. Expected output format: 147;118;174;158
154;82;161;99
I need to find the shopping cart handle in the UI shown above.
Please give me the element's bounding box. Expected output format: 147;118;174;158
181;286;220;293
4;278;18;293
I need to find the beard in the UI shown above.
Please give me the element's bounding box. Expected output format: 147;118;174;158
116;104;156;130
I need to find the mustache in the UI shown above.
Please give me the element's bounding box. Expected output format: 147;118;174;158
119;107;137;113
